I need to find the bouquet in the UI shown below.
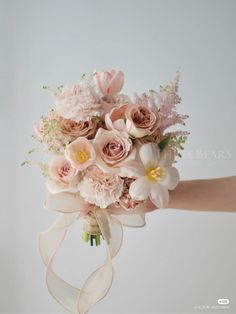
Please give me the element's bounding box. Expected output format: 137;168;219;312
26;69;188;313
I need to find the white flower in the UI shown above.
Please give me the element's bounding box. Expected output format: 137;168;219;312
126;143;179;208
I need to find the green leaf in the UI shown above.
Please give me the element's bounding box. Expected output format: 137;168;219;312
21;160;29;166
158;136;170;151
92;115;101;122
28;148;36;154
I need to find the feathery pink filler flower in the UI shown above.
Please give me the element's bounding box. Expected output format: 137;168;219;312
127;143;179;208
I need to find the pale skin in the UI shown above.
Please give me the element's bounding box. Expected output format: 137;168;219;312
167;176;236;212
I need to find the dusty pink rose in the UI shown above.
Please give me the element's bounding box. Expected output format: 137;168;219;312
54;83;102;122
95;69;124;96
65;137;96;171
135;129;162;145
46;155;79;194
105;104;128;131
61;118;98;141
78;166;123;208
125;105;160;138
93;128;136;173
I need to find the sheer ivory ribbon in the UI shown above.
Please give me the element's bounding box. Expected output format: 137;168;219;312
38;192;147;314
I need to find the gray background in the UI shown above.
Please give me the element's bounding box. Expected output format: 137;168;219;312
1;0;236;313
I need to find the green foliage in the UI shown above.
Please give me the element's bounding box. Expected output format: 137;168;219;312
158;136;170;151
169;135;188;157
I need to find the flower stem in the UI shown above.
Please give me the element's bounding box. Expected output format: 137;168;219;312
82;232;102;246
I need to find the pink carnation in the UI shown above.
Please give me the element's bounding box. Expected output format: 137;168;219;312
54;83;102;122
78;166;123;208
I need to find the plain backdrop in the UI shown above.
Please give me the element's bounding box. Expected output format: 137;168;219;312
1;0;236;313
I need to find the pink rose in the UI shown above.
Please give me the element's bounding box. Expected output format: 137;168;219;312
95;69;124;96
46;155;79;194
93;128;136;173
125;105;160;138
78;166;123;208
65;137;96;171
61;118;98;141
135;129;162;145
54;83;102;122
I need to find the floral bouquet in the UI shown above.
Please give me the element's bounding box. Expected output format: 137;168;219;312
26;69;188;313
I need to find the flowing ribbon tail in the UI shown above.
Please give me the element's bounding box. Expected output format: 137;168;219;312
114;213;146;228
38;212;80;313
77;209;123;313
38;210;123;314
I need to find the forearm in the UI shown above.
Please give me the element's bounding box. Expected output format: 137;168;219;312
168;176;236;211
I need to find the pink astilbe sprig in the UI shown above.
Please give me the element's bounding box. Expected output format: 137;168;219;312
148;71;188;132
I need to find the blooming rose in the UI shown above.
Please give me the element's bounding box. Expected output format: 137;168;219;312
78;166;123;208
95;69;124;96
65;137;96;171
54;83;102;122
125;105;160;138
93;128;136;173
61;118;98;141
46;155;79;194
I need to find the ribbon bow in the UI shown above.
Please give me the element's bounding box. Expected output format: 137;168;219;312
38;192;153;314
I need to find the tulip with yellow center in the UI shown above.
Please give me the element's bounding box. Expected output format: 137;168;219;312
125;143;179;208
65;137;96;171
